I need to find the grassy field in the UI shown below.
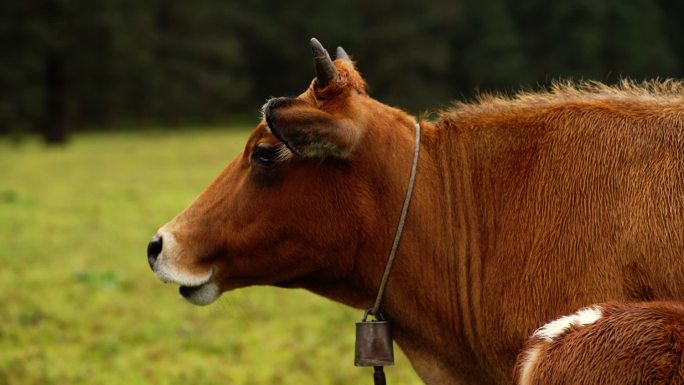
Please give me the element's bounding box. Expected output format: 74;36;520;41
0;128;421;385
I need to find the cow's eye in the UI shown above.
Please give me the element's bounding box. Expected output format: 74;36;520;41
252;145;279;166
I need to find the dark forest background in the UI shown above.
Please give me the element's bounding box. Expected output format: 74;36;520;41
2;0;683;143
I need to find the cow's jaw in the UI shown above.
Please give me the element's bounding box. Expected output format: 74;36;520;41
178;280;220;305
151;229;220;305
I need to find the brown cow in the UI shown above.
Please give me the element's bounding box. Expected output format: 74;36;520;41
147;38;684;385
514;301;684;385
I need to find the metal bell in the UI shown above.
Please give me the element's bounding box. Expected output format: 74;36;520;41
354;311;394;367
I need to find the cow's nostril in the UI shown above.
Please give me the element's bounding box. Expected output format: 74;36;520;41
147;235;163;270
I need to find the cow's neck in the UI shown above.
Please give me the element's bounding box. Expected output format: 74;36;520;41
306;119;498;384
387;121;497;384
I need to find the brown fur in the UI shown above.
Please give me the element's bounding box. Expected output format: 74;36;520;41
152;47;684;385
514;301;684;385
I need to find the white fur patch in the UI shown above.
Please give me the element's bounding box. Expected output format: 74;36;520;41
181;282;220;306
534;306;603;342
153;229;214;287
155;263;213;287
260;100;272;122
517;346;541;385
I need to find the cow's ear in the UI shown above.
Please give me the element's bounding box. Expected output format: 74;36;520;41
263;97;360;159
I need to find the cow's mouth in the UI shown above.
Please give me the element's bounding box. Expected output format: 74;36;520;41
178;280;220;306
179;285;201;297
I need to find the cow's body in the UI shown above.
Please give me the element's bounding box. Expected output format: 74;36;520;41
148;40;684;385
349;83;684;384
400;84;684;383
514;302;684;385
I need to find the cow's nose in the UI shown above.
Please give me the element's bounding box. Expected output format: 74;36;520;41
147;235;163;270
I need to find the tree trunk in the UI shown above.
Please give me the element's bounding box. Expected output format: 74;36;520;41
43;50;67;144
42;0;67;145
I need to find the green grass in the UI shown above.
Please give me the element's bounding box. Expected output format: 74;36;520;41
0;128;421;385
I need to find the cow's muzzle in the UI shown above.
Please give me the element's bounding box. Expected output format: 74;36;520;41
146;229;220;305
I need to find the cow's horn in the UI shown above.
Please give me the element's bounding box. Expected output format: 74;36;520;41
336;46;350;61
310;38;338;88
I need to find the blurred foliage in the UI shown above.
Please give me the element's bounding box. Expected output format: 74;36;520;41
0;128;421;385
1;0;683;141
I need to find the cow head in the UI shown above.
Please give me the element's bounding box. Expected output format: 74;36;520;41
147;38;418;306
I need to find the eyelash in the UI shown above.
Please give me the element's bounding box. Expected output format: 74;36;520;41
252;145;280;166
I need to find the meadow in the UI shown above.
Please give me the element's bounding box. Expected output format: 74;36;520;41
0;128;421;385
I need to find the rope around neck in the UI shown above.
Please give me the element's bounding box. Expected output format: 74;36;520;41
369;122;421;316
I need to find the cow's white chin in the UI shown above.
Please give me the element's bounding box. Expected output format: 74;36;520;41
179;281;220;305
